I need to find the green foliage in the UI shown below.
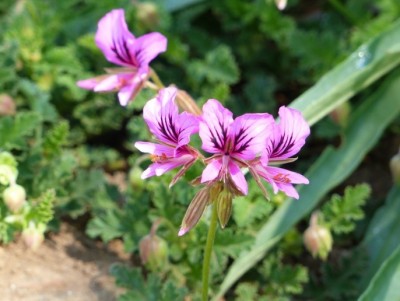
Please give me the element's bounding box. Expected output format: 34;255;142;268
43;121;70;158
27;189;55;225
110;264;188;301
0;112;41;149
322;184;371;234
259;252;309;299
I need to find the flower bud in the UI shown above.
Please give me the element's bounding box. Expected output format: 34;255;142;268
136;2;160;29
0;165;17;186
390;150;400;184
275;0;287;10
179;187;210;236
303;212;333;260
21;223;45;251
139;222;168;271
216;188;233;229
330;101;351;128
0;94;16;116
3;184;26;213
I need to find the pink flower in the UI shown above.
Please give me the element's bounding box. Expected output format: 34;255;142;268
77;9;167;106
252;106;310;199
134;87;199;186
199;100;275;195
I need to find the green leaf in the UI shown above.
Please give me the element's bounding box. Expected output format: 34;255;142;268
359;186;400;289
188;45;240;85
110;264;187;301
27;189;55;225
290;20;400;126
216;69;400;299
0;112;41;149
322;184;371;234
358;245;400;301
43;121;70;158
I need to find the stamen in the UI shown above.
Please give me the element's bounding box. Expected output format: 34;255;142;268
273;173;291;183
151;153;168;162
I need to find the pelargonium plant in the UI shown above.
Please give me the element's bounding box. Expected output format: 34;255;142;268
77;8;310;301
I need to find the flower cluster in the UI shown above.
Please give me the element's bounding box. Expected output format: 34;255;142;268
77;9;310;236
135;87;310;235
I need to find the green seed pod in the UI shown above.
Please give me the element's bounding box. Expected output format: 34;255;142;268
139;234;168;271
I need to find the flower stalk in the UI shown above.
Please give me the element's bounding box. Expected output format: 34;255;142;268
202;203;218;301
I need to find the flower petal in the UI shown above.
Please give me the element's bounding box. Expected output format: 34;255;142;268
201;158;222;183
76;76;106;90
199;99;233;154
143;87;198;146
134;141;174;156
267;106;310;160
93;74;121;92
228;161;248;195
230;113;274;160
133;32;168;66
176;112;199;148
256;164;308;199
143;87;179;144
95;9;137;67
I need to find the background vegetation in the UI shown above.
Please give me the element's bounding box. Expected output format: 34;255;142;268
0;0;399;300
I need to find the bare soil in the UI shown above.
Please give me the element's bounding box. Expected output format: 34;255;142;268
0;223;129;301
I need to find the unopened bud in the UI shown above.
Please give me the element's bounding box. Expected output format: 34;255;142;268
139;234;168;271
330;102;351;128
390;150;400;184
216;188;233;229
0;94;16;116
179;187;210;236
275;0;287;10
21;223;45;251
3;184;26;213
139;220;168;271
136;2;160;29
303;212;333;260
0;165;17;186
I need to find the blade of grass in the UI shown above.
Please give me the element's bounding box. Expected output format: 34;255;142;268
290;20;400;126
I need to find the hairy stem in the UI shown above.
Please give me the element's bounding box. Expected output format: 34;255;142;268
202;203;219;301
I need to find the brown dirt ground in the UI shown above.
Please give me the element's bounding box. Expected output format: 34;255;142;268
0;223;130;301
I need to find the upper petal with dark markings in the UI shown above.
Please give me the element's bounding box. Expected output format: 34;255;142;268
95;9;137;67
199;99;233;154
266;106;310;160
230;113;274;160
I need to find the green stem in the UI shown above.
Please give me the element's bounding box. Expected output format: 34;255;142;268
149;68;165;89
202;203;219;301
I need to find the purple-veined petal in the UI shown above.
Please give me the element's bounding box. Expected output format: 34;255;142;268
201;158;222;183
228;161;248;195
267;106;310;160
143;87;181;146
133;32;167;66
176;112;199;148
230;113;274;160
199;99;233;154
95;9;137;67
